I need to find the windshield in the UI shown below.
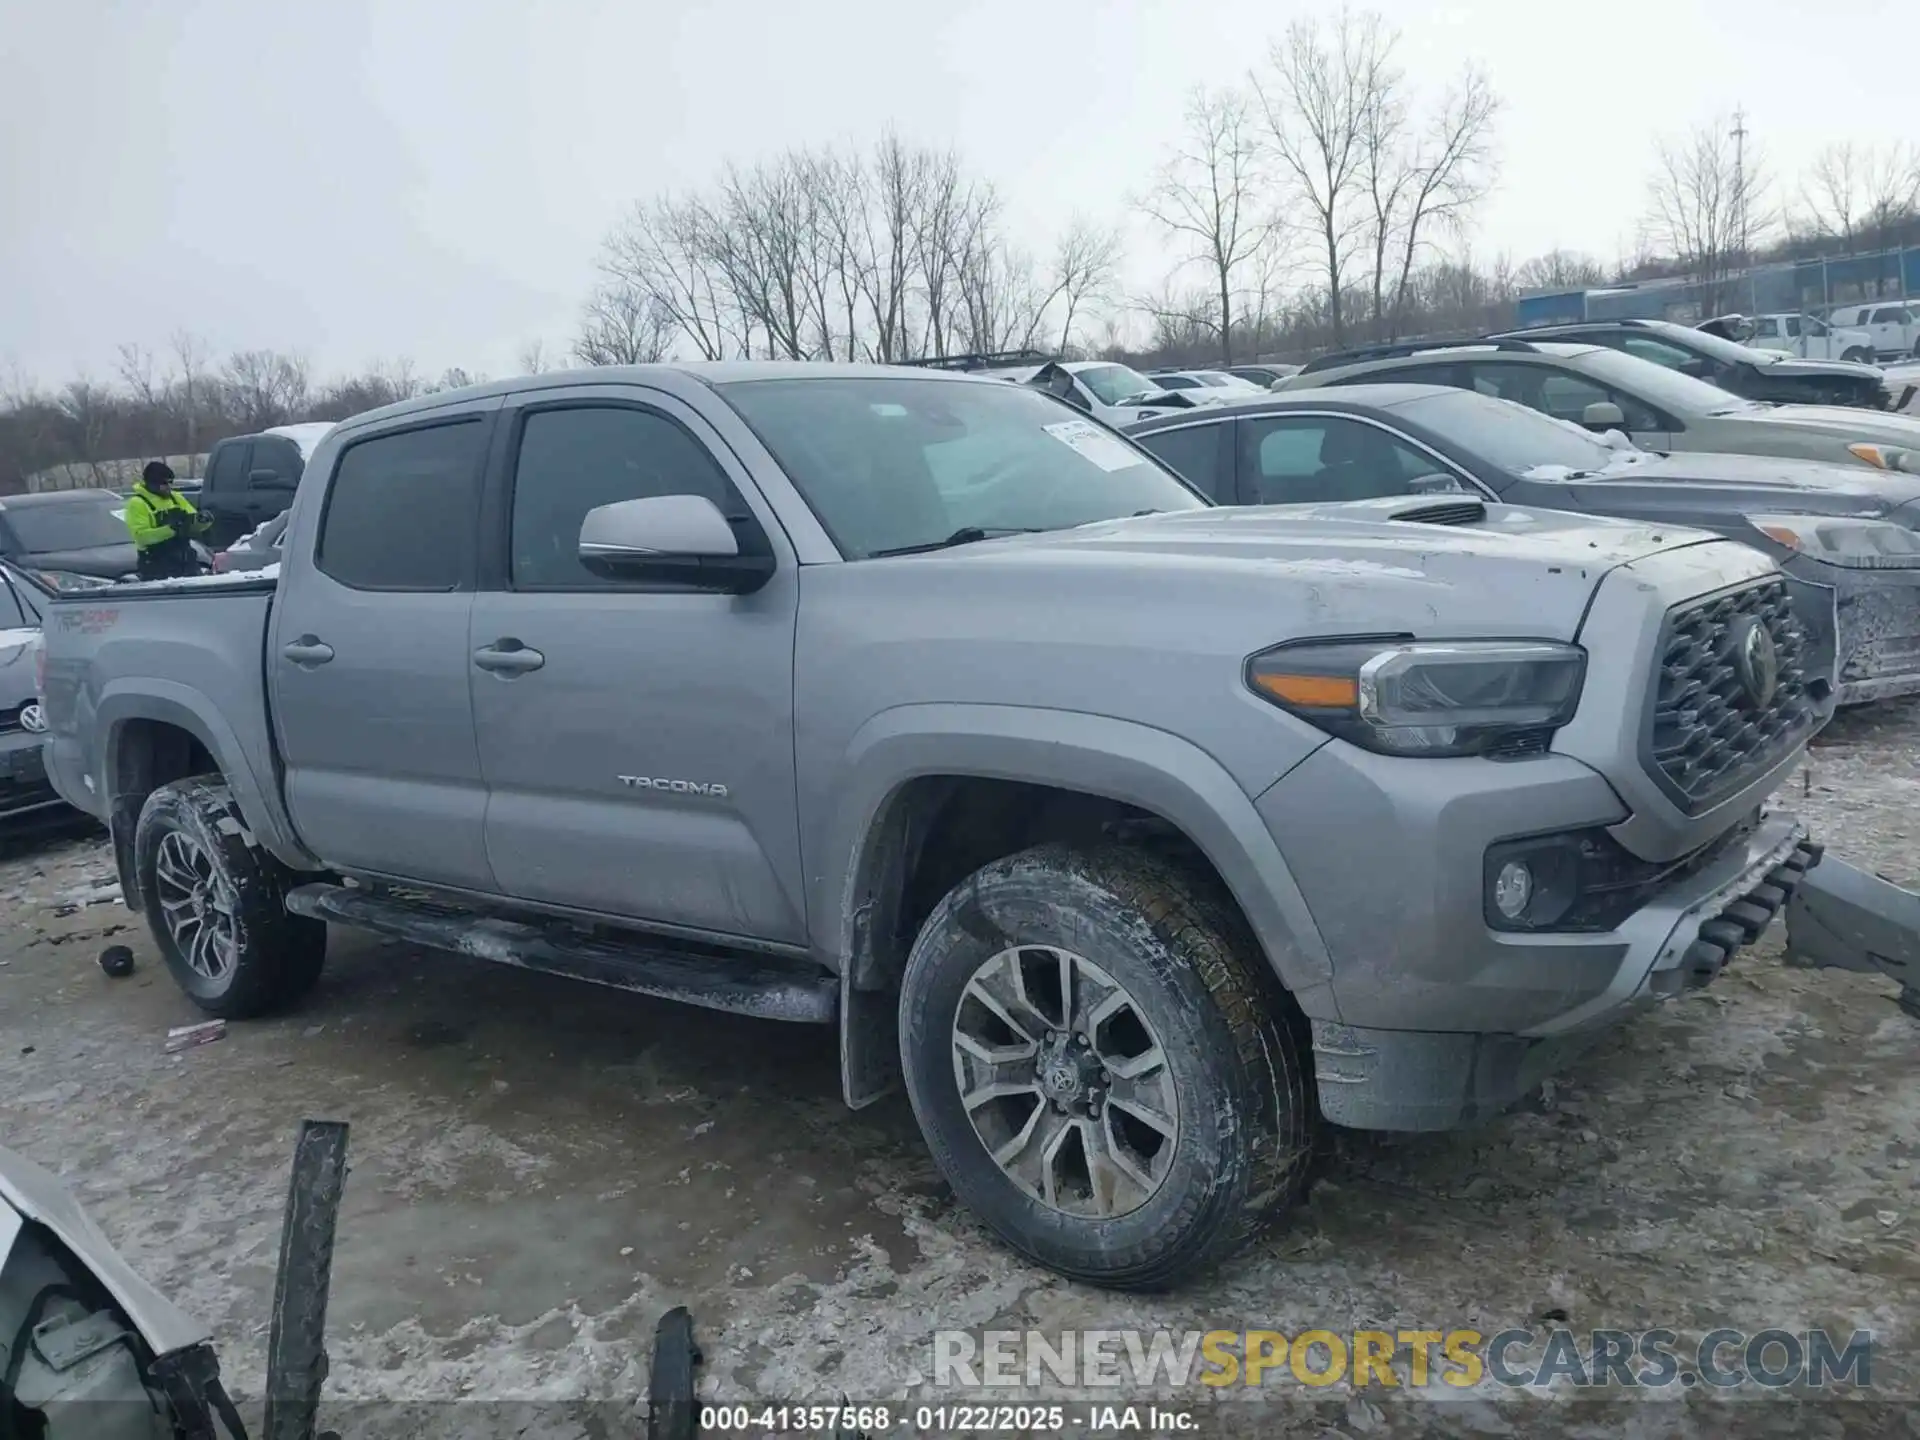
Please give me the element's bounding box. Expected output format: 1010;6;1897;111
2;496;131;553
1153;374;1200;389
1572;348;1754;417
719;377;1207;559
1393;389;1617;474
1075;364;1160;405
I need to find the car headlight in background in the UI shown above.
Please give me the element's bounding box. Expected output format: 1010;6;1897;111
1846;442;1916;472
1246;638;1586;757
1748;513;1920;569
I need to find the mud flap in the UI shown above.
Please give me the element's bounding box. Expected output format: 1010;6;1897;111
1784;853;1920;1020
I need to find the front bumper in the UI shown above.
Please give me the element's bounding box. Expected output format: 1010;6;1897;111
1310;817;1819;1130
0;732;67;823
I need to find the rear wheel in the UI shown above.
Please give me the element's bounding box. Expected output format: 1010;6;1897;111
135;777;326;1018
898;843;1314;1289
1842;347;1873;364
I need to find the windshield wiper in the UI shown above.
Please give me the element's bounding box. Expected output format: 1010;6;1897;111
871;526;1042;558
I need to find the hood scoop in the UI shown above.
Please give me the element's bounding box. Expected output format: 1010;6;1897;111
1386;498;1487;527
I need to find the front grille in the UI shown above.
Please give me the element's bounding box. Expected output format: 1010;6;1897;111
1645;577;1819;813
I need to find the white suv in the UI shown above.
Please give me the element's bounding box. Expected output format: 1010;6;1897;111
1828;302;1920;360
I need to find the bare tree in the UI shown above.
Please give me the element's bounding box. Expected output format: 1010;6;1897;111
1515;249;1608;293
1253;9;1396;347
574;278;675;365
1645;120;1770;316
516;339;557;374
1803;140;1920;253
1037;218;1122;355
169;331;211;475
1368;67;1500;339
57;378;114;482
221;350;310;431
1141;86;1273;363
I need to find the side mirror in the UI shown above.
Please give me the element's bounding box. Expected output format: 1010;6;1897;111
1581;401;1627;430
248;468;294;490
577;494;774;593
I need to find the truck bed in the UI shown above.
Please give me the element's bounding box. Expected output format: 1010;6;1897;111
40;576;299;870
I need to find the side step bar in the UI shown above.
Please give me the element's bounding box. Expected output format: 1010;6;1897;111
1783;853;1920;1021
284;883;838;1023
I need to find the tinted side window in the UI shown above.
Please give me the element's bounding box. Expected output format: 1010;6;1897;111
1621;337;1697;370
1238;416;1463;505
508;405;744;590
317;420;488;591
1135;424;1230;500
251;437;302;484
206;441;249;493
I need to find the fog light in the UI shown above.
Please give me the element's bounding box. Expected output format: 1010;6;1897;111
1492;860;1534;921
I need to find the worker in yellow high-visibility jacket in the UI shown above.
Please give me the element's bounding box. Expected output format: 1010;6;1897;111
124;462;212;581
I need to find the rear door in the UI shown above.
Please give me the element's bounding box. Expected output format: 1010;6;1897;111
240;435;303;534
468;383;805;944
1232;413;1477;505
269;404;501;891
198;440;252;544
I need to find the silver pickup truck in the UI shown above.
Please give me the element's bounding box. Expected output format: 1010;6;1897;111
39;363;1834;1288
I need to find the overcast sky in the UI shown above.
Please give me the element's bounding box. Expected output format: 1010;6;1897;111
2;0;1912;386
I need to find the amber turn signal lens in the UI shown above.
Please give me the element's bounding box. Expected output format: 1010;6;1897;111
1755;525;1802;549
1250;672;1359;709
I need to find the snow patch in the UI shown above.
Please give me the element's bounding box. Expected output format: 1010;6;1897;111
124;563;279;591
0;627;39;649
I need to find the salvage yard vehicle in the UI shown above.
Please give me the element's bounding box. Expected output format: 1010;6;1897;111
41;362;1842;1287
1827;302;1920;360
1742;312;1878;364
1;564;68;825
0;490;140;587
195;421;334;549
1279;337;1920;476
1497;317;1906;411
1126;384;1920;704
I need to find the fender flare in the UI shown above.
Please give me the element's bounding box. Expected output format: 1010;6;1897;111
95;681;317;872
815;703;1334;998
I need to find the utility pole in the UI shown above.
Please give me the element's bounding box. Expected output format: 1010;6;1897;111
1731;108;1750;311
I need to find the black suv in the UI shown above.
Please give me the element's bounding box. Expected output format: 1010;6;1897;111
195;426;324;548
1485;318;1907;412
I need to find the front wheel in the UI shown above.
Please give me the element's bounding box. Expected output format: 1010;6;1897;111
898;844;1315;1290
135;776;326;1018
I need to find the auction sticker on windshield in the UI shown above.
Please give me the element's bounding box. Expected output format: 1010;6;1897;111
1044;419;1144;473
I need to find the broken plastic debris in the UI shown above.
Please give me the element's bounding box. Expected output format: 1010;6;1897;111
164;1020;227;1053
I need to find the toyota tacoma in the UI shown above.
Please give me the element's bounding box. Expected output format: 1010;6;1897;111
39;363;1835;1288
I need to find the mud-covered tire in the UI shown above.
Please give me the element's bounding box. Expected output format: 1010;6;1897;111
134;776;326;1018
898;843;1315;1290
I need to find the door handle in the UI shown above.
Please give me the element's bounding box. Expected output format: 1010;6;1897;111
281;636;334;666
473;640;545;675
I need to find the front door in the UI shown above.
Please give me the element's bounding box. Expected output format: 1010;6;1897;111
269;407;501;892
468;386;805;945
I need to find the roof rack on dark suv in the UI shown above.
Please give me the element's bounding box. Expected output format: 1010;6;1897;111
1296;336;1542;376
1493;319;1661;337
894;349;1056;372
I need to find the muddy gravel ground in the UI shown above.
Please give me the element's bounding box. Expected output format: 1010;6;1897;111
3;709;1918;1439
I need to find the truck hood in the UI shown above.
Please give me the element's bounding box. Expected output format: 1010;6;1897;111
1729;403;1920;443
1758;354;1885;381
951;499;1723;643
1594;450;1920;514
20;542;139;581
0;1143;212;1358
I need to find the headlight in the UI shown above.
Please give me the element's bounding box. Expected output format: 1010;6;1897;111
1749;513;1920;569
1246;638;1587;758
1845;442;1916;472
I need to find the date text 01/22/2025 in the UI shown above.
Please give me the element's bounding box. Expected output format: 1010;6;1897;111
698;1403;1198;1432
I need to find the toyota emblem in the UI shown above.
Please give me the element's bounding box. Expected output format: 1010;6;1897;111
18;701;47;735
1732;618;1779;710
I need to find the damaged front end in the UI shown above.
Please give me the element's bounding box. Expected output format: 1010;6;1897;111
0;1144;243;1440
1;1120;349;1440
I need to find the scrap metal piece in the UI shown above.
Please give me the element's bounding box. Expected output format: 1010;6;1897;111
262;1120;351;1440
1784;852;1920;1019
647;1306;701;1440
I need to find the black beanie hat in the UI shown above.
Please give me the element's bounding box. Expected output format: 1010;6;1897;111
142;461;175;487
